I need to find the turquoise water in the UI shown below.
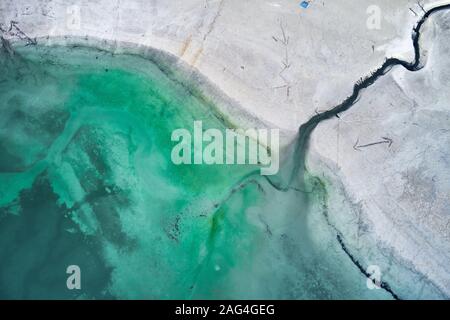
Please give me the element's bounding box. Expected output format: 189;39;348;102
0;44;390;299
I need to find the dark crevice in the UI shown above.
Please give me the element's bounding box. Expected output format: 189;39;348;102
270;3;450;299
336;234;400;300
289;4;450;188
218;3;450;300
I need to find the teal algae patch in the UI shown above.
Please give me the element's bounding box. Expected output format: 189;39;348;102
0;44;264;299
0;44;391;299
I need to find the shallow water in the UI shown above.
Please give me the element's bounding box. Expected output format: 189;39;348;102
0;44;390;299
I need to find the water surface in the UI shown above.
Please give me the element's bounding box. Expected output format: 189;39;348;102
0;44;389;299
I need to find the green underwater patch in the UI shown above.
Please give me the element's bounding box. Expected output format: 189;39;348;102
0;44;392;299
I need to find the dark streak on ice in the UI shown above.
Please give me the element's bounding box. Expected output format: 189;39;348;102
336;234;400;300
275;3;450;300
291;4;450;186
